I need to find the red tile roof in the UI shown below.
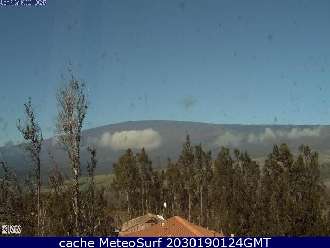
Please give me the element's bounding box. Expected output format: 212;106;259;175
121;213;164;232
120;216;223;237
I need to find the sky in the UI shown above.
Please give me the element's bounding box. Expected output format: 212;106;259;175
0;0;330;146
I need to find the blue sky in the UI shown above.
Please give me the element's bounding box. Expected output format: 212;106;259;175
0;0;330;146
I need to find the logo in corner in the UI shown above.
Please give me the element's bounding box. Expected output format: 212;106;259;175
0;0;47;7
2;225;21;235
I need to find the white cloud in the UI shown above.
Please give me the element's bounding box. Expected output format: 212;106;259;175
214;127;322;146
99;132;112;147
98;129;162;150
214;131;244;147
259;127;277;142
286;127;321;139
250;127;322;143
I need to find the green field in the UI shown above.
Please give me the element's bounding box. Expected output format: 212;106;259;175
42;173;114;192
42;161;330;193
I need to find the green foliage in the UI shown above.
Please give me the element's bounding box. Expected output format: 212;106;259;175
1;138;329;236
259;144;327;236
109;140;330;236
111;149;139;219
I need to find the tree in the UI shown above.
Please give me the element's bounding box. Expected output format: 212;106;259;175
212;147;234;233
112;149;139;220
231;150;261;235
84;146;97;235
45;155;73;235
56;72;88;235
148;169;163;215
194;144;212;226
289;145;325;235
260;144;292;235
242;153;261;235
165;158;184;217
136;148;153;215
177;135;195;222
17;98;43;235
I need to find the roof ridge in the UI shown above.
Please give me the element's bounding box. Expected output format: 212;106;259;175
172;216;201;236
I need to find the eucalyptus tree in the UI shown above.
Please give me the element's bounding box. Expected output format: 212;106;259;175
56;72;88;235
17;98;43;235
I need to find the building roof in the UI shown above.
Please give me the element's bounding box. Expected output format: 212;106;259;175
121;213;165;232
120;216;224;237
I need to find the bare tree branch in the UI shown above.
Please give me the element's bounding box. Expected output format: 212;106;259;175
17;98;43;236
56;71;88;235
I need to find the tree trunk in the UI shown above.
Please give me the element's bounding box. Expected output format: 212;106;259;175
73;166;80;235
188;191;191;222
126;191;130;219
37;157;41;236
141;186;145;215
90;178;95;235
145;184;149;213
206;188;209;228
172;193;176;216
200;187;203;226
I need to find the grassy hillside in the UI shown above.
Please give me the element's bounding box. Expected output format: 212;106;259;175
42;173;114;192
3;121;330;179
79;173;114;190
60;164;330;191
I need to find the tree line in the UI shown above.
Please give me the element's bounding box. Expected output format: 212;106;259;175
1;73;330;236
111;136;330;236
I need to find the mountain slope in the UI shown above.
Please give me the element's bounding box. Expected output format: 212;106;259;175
1;120;330;179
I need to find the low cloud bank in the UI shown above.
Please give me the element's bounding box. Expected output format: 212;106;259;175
99;128;162;150
214;131;244;147
248;127;322;143
214;127;322;147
